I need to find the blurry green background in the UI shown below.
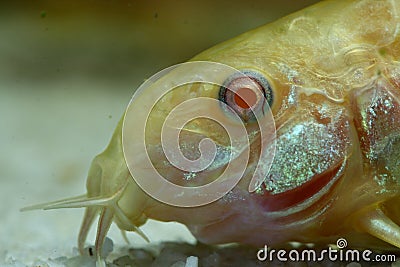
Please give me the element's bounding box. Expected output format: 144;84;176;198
1;0;320;86
0;0;320;265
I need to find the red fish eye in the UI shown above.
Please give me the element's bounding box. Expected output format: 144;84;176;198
234;87;258;109
219;70;273;122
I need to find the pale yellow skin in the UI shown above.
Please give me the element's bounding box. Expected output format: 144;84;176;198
24;0;400;264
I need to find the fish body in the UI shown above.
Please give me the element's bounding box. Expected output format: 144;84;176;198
24;0;400;263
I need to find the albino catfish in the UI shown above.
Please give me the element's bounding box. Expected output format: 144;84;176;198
23;0;400;265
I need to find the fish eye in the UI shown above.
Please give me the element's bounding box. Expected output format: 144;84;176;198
219;70;273;122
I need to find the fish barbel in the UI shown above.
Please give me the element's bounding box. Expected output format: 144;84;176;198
23;0;400;264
